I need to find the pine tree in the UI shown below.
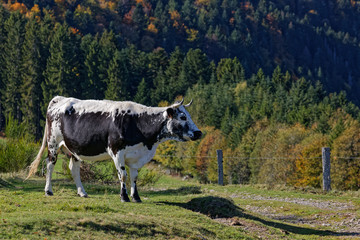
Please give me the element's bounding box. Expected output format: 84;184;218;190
105;50;130;101
42;23;78;114
132;3;148;31
181;0;196;26
216;57;245;85
125;45;149;98
148;47;169;83
0;5;9;129
21;17;43;139
151;67;167;105
133;78;150;105
220;107;233;135
165;47;184;101
98;30;117;99
81;35;101;99
179;49;211;90
2;12;25;121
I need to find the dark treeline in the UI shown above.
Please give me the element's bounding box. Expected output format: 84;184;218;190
2;2;360;190
2;0;360;104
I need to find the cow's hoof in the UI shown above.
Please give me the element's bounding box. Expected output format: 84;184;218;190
131;197;142;203
121;194;130;202
78;193;88;198
45;191;53;196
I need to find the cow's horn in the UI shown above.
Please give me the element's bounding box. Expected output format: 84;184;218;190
172;98;184;108
184;99;193;108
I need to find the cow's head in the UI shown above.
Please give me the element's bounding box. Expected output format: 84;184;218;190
164;99;202;141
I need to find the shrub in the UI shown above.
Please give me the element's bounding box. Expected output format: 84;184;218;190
0;138;38;173
0;115;38;173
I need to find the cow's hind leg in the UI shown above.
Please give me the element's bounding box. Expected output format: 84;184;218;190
44;150;57;196
130;168;141;203
69;156;88;197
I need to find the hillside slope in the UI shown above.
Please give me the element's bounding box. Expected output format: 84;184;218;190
1;172;359;239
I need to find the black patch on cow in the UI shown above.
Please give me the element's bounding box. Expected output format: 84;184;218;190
111;111;167;153
66;106;75;115
60;111;113;156
131;182;142;203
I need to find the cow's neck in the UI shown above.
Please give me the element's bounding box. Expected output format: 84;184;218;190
134;111;168;149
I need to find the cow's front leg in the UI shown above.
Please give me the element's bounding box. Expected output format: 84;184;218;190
111;151;130;202
69;156;88;197
130;168;141;203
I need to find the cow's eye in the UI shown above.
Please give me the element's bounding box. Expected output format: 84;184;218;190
180;116;187;121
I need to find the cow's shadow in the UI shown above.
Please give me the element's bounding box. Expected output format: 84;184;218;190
156;196;359;237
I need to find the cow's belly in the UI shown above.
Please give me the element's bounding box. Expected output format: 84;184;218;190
123;143;159;169
60;141;111;161
77;152;111;161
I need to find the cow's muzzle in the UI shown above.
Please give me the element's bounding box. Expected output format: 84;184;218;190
191;131;202;141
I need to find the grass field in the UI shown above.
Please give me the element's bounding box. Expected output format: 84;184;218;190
1;161;360;239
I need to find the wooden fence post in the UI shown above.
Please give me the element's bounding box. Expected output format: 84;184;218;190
217;149;223;186
322;147;331;192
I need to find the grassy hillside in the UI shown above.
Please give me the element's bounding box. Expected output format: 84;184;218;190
1;165;359;239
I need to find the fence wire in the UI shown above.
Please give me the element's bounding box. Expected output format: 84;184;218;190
154;154;360;160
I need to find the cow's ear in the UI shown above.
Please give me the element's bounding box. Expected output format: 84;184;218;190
166;108;174;119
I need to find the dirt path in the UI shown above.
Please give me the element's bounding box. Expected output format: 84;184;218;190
231;193;355;210
229;193;360;238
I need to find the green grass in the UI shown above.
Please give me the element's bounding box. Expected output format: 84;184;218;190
1;171;359;239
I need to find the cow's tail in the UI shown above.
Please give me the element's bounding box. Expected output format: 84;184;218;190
25;120;48;180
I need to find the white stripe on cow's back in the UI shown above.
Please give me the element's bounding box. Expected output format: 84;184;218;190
48;96;168;118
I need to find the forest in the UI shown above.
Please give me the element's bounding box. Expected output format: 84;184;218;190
1;0;360;190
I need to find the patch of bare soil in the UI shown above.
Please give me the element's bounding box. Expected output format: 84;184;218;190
230;193;360;237
231;193;354;210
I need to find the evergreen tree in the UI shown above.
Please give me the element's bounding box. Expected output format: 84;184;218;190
0;5;9;129
81;35;101;99
42;23;78;114
154;0;166;29
133;78;150;105
181;0;196;26
178;48;211;93
216;57;245;85
165;47;184;101
21;17;43;139
2;12;25;121
132;3;148;31
105;50;130;101
220;107;234;135
125;45;149;98
98;30;117;99
151;67;168;105
148;47;169;83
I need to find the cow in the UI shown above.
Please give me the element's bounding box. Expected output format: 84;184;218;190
26;96;202;202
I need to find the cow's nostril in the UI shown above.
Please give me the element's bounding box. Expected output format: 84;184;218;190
193;131;202;140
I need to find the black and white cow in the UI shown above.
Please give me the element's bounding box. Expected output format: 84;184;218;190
26;96;202;202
